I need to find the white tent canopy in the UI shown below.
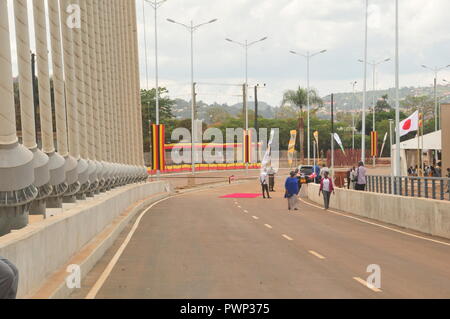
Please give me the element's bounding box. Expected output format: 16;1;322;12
391;130;442;176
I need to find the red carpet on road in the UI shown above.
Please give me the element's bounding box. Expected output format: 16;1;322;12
220;193;262;199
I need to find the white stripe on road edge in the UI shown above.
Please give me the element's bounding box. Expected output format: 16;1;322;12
282;234;293;241
298;198;450;248
237;206;242;209
353;277;382;293
252;216;259;220
85;197;170;299
243;210;249;213
308;250;326;260
265;224;273;229
85;183;235;299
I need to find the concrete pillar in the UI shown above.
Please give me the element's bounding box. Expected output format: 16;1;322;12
71;0;90;200
60;0;82;202
92;0;107;190
79;0;98;197
32;0;67;213
442;104;450;173
14;0;51;221
47;0;70;208
86;0;102;195
0;0;37;235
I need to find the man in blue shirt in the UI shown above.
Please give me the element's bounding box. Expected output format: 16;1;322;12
285;171;300;211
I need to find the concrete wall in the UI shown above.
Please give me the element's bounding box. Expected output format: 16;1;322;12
307;183;450;239
0;181;169;298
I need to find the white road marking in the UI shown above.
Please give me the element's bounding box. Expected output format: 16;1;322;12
85;197;170;299
237;206;242;209
85;178;265;299
299;198;450;248
282;234;294;241
264;224;273;229
252;216;259;220
353;277;382;293
243;210;249;213
308;250;326;260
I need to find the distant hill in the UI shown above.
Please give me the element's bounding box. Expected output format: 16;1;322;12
322;85;450;113
172;85;450;121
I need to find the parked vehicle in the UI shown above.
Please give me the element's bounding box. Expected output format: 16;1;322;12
297;165;315;184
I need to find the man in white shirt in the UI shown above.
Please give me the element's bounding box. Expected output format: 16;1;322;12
260;170;271;199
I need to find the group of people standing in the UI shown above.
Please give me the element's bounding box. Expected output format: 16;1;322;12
284;166;336;211
346;162;368;191
407;163;443;178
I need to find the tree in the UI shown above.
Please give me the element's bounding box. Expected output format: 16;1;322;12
375;94;392;112
282;87;323;163
141;87;175;150
274;105;299;119
205;106;232;125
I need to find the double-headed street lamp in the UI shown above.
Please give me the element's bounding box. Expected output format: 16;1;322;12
225;37;268;132
422;64;450;164
421;64;450;133
289;49;327;165
166;18;218;174
143;0;167;126
358;57;390;166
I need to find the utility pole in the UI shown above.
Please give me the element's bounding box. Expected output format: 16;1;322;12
243;83;248;172
389;119;394;193
351;81;357;149
254;85;259;135
331;94;335;179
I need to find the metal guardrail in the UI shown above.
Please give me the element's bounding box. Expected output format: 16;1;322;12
366;175;450;201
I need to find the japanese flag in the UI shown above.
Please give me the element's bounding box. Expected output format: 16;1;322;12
399;111;419;137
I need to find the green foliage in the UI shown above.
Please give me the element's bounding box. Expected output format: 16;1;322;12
141;87;175;150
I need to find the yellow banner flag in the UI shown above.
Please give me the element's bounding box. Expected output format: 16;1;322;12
288;130;297;165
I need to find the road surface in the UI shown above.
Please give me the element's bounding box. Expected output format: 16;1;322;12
71;178;450;299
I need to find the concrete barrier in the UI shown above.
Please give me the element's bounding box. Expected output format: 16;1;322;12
0;181;170;298
307;183;450;239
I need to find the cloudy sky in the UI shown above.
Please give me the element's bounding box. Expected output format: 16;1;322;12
136;0;450;106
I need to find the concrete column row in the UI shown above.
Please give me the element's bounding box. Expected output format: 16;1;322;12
0;0;147;237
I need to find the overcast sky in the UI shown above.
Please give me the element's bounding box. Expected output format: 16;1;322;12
136;0;450;106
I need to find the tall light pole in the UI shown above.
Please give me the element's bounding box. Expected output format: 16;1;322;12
359;57;390;166
421;64;450;133
362;0;369;164
394;0;401;181
144;0;167;125
226;37;268;133
167;18;218;174
350;81;358;150
289;49;327;165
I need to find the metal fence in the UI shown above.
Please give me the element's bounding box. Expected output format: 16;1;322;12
366;175;450;201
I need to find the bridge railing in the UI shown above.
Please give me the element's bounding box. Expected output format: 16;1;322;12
366;175;450;201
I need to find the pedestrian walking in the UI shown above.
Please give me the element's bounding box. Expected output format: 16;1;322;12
0;257;18;299
355;161;367;191
285;172;299;211
319;171;335;210
320;164;330;180
260;169;271;199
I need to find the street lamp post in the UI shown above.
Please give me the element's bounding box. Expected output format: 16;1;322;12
167;18;218;174
394;0;401;182
421;64;450;164
358;58;390;166
225;37;268;132
144;0;167;125
289;49;327;165
350;81;358;150
421;64;450;131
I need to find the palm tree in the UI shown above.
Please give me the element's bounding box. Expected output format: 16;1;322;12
282;87;323;163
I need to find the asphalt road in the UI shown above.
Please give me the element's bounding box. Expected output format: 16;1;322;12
72;178;450;299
